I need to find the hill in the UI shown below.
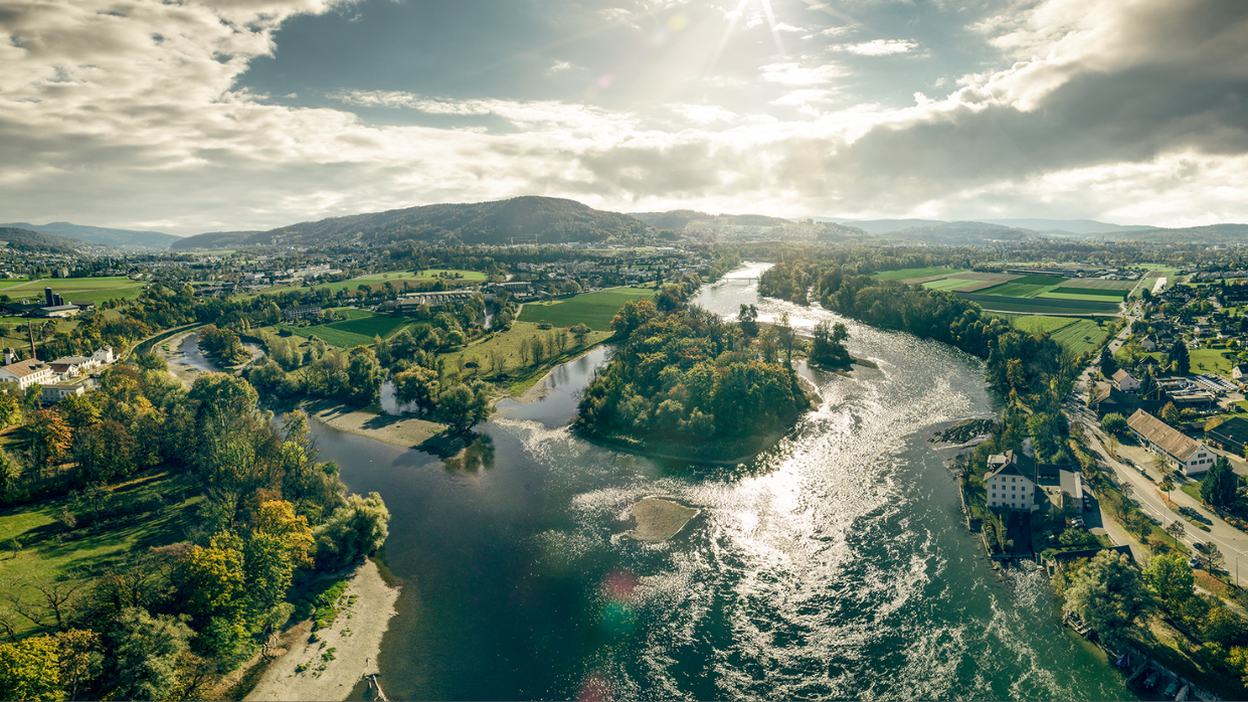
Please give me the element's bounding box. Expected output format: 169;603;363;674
0;226;86;253
172;197;649;250
1097;223;1248;245
0;221;180;249
629;210;792;230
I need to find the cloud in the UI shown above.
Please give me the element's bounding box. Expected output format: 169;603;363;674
547;60;573;74
833;39;918;56
2;0;1248;234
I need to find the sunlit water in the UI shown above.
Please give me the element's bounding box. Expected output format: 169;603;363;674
293;265;1131;701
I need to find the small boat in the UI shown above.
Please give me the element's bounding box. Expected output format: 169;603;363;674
1163;679;1178;698
1175;684;1189;701
1116;652;1130;667
1144;670;1159;688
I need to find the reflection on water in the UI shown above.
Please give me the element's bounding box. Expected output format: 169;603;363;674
311;267;1131;702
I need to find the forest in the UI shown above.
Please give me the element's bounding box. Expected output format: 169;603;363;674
0;356;389;700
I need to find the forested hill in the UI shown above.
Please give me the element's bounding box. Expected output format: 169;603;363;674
0;226;86;253
0;221;180;249
171;196;650;250
629;210;792;230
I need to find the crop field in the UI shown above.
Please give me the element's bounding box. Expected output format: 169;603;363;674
517;287;654;331
958;292;1121;315
921;277;982;291
281;310;410;347
0;276;147;305
871;267;963;281
1055;278;1137;290
1039;288;1128;302
1010;315;1080;334
1049;320;1110;356
975;275;1068;298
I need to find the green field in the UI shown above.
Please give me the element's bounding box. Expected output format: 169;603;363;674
872;267;964;281
280;309;411;347
921;277;981;291
1040;290;1128;302
1190;348;1237;377
0;470;199;637
1004;315;1109;356
0;276;146;305
441;321;612;385
1055;278;1137;291
517;287;655;331
976;276;1067;298
1010;315;1079;334
962;293;1121;315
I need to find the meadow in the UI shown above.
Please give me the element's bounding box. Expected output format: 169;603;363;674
516;287;654;331
871;267;963;281
1189;348;1238;377
278;308;411;347
441;321;612;390
1002;315;1110;356
0;469;199;637
0;276;146;305
974;275;1068;298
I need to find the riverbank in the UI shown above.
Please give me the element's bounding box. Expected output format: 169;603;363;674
246;559;400;702
309;400;446;449
155;330;210;388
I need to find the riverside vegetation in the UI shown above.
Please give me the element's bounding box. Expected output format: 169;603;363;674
0;356;391;701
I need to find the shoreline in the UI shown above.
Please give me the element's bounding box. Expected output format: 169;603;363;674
245;559;400;702
308;400;446;449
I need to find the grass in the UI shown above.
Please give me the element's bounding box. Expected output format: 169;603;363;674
960;293;1121;315
440;321;611;385
1042;287;1128;299
1190;348;1237;377
0;469;200;637
921;277;982;291
0;276;146;306
871;267;963;281
975;275;1067;298
1056;278;1138;291
1010;315;1080;334
279;311;411;348
516;287;655;331
1049;319;1111;356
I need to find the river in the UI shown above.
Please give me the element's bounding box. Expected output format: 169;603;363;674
298;264;1132;701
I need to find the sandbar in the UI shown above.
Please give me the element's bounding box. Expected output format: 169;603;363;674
310;401;445;448
245;559;400;702
623;498;700;542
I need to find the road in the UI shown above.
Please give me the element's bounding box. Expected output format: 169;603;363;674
1068;311;1248;587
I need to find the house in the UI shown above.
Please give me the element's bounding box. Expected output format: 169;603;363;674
1233;364;1248;381
1127;409;1215;476
1088;383;1133;417
985;450;1040;513
1036;466;1084;513
41;383;85;403
1112;369;1140;393
1139;336;1157;351
49;355;99;378
283;305;322;320
0;353;55;390
396;291;476;311
1205;416;1248;456
92;346;114;364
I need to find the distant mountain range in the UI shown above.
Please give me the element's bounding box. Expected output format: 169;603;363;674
0;222;180;250
629;210;792;230
170;196;649;250
0;226;86;253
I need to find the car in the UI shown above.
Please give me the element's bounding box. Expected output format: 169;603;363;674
1083;496;1093;511
1188;557;1201;569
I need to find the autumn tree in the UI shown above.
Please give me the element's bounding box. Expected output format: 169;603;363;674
314;492;390;571
21;410;73;478
0;635;64;701
1064;550;1155;646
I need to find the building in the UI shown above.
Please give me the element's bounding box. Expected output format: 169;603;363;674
41;383;85;403
283;305;322;320
93;346;114;364
35;304;80;318
985;450;1040;512
0;354;55;390
1088;382;1133;417
1233;364;1248;381
1112;369;1140;393
1036;466;1084;513
397;291;476;310
1126;409;1215;476
1205;416;1248;456
48;355;99;378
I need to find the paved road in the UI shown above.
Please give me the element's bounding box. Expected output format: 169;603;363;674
1068;319;1248;586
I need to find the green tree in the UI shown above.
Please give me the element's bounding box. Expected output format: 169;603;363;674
737;304;759;338
610;299;658;338
571;323;592;347
345;345;383;406
437;382;491;434
1143;552;1195;612
173;535;245;621
72;420;135;484
0;391;23;429
1064;550;1155;646
1201;457;1239;507
105;608;192;702
1169;339;1191;375
56;394;99;430
22;409;73;477
393;365;440;411
0;635;64;701
1099;346;1119;378
1100;413;1128;437
314;492;390;571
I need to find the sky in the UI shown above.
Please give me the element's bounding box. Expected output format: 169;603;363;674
2;0;1248;237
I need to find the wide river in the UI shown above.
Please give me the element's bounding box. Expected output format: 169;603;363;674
303;264;1132;701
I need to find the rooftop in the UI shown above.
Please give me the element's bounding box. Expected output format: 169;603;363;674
1128;409;1202;462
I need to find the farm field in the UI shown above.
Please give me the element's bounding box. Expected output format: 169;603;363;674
975;275;1068;298
1008;315;1079;334
1002;315;1110;356
921;277;982;291
517;287;654;331
0;276;146;305
871;267;963;281
1055;278;1137;290
0;469;199;637
1039;289;1128;302
279;309;411;347
958;292;1121;315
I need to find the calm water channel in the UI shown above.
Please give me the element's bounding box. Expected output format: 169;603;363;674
296;264;1133;701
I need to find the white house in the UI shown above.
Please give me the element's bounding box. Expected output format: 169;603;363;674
92;346;114;364
985;450;1040;513
49;355;99;378
1127;409;1215;476
0;356;55;390
1233;364;1248;382
1112;369;1140;393
41;383;85;403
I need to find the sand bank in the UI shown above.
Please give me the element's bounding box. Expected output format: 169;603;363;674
310;401;445;448
246;559;400;702
623;498;700;542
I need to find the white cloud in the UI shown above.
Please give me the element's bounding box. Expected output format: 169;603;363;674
759;61;845;86
833;39;918;56
547;60;573;74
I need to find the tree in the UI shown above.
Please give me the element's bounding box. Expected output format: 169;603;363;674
173;535;245;621
1169;339;1190;375
737;304;759;337
1064;550;1155;646
345;345;383;406
1100;413;1128;437
0;391;22;429
55;629;102;702
0;635;64;701
1159;476;1175;504
571;323;591;347
393;365;440;412
313;492;390;571
1201;457;1239;507
1165;519;1186;543
72;420;135;484
1099;346;1119;378
105;608;192;702
1143;552;1195;612
1201;543;1226;573
437;382;491;434
56;394;99;430
21;410;73;478
610;299;657;338
1161;401;1181;424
